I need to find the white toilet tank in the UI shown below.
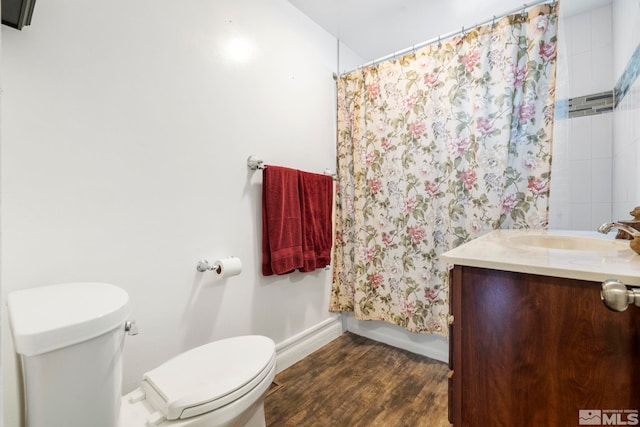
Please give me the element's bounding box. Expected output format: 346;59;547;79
7;282;131;427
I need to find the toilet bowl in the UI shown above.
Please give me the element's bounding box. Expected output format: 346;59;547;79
7;282;276;427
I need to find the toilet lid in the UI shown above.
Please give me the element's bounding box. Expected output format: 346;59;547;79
141;335;276;421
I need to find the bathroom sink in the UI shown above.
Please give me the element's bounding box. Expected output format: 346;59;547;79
508;234;628;252
441;230;640;287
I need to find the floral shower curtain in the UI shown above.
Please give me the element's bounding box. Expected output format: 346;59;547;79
330;4;559;335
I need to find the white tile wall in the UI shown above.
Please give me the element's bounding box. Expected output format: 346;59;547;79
569;203;595;229
613;80;640;219
571;52;594;96
566;5;614;97
535;1;638;231
591;113;614;158
612;0;640;81
561;113;615;230
569;116;593;159
592;46;614;92
570;158;593;204
611;0;640;221
592;157;613;203
592;202;614;227
591;5;613;48
549;4;615;231
571;12;592;55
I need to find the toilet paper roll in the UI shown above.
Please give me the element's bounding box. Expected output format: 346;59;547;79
213;257;242;277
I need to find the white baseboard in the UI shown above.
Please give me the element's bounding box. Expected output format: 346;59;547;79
275;316;344;373
274;314;449;373
343;313;449;363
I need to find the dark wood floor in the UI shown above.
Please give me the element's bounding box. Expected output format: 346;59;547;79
265;332;450;427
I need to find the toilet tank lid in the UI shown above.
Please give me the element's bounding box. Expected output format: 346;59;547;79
7;282;131;357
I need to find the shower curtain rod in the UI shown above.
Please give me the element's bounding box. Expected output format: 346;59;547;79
337;0;555;77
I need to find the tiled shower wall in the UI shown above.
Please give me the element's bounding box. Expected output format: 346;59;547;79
612;0;640;221
549;4;614;230
550;0;640;230
613;81;640;220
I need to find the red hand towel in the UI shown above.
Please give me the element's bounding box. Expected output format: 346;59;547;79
298;171;334;272
262;166;304;275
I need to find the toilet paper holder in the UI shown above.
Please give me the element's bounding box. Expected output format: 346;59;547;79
196;259;221;273
196;257;243;277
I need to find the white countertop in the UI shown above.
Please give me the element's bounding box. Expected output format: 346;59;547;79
440;229;640;286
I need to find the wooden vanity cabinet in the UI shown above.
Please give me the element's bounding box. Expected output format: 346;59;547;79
448;265;640;427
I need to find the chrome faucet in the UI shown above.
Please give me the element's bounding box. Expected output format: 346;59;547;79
597;222;640;238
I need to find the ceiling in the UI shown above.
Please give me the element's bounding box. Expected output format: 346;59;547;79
288;0;612;61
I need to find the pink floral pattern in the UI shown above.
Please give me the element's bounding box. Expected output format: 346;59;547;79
330;5;558;335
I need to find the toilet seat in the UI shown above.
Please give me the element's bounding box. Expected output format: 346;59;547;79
140;335;276;421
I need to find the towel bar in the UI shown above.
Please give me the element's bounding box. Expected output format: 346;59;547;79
247;155;336;180
247;155;265;170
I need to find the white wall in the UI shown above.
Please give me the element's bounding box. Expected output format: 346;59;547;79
612;0;640;219
1;0;342;424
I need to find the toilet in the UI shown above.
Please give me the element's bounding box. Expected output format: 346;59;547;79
7;282;277;427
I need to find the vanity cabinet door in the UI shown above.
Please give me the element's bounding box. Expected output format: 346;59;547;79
450;265;640;427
